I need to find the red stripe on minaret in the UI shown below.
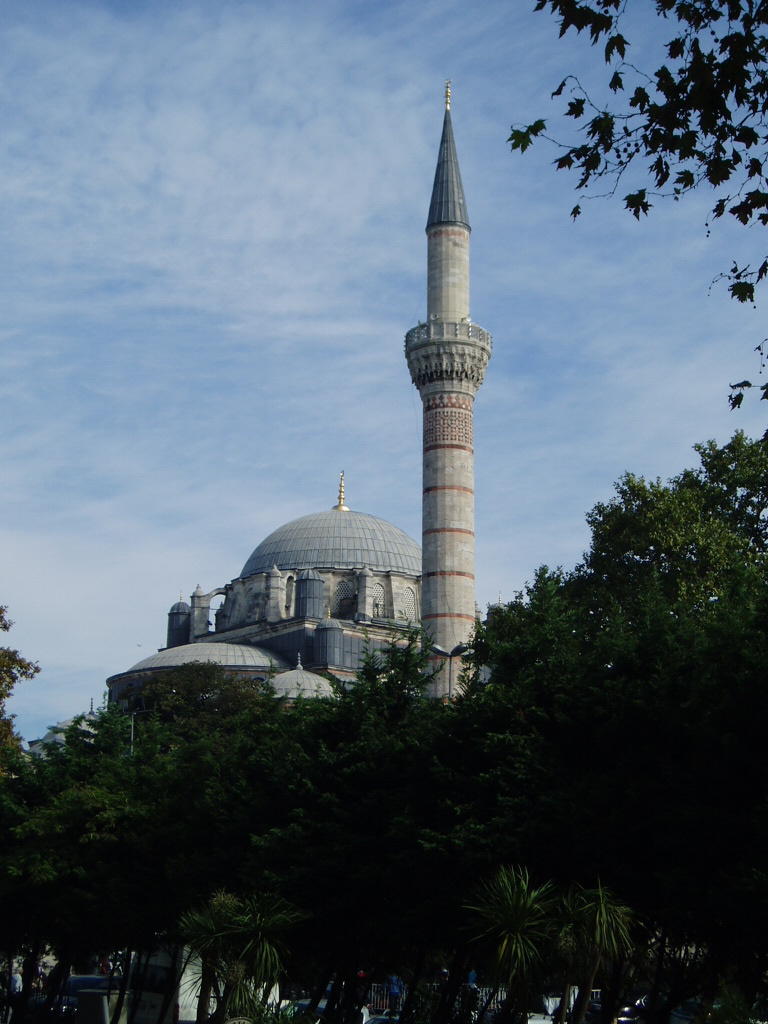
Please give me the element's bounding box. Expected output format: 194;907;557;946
424;528;474;537
424;485;474;495
424;570;475;580
423;612;477;622
424;443;474;453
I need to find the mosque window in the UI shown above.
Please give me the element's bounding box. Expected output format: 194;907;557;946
372;583;386;619
333;579;355;618
401;587;417;623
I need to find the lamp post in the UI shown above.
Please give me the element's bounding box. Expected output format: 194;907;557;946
129;707;152;756
430;642;469;698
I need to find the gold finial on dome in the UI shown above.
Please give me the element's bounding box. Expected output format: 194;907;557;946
335;470;349;511
445;79;451;111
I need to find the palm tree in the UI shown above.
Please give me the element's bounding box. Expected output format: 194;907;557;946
551;885;584;1024
180;889;305;1024
467;865;557;1024
570;882;633;1024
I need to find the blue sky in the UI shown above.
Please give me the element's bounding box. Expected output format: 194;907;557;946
3;0;766;743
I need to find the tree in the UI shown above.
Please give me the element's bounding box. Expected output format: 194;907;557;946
568;883;633;1024
470;433;768;1007
467;865;556;1024
513;1;768;405
179;889;304;1024
0;606;38;768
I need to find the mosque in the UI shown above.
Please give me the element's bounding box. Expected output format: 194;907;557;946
106;85;492;704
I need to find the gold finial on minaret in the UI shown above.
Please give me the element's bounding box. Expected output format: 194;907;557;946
335;470;349;511
445;79;451;110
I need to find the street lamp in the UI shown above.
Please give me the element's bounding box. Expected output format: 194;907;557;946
430;642;469;698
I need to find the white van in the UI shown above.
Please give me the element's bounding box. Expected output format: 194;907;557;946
128;945;200;1024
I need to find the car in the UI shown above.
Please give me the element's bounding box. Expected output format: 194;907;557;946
669;999;715;1024
25;975;119;1023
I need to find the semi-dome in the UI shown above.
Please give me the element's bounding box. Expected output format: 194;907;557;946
241;507;421;578
120;642;290;676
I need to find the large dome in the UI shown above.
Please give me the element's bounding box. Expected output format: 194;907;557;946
241;507;421;578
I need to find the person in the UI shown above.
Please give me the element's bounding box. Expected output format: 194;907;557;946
465;968;479;1017
387;975;404;1013
9;967;22;1019
436;969;450;1003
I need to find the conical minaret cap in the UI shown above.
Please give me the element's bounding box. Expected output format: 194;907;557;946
426;87;470;231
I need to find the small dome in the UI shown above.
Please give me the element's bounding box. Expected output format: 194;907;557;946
169;600;190;613
272;655;335;699
27;711;98;755
241;508;421;578
316;615;343;631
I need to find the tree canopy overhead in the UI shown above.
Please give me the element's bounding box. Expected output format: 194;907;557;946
513;0;768;397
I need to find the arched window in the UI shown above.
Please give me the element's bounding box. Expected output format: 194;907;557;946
372;582;386;619
401;587;417;623
333;578;355;618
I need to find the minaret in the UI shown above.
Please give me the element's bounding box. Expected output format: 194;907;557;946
405;83;492;697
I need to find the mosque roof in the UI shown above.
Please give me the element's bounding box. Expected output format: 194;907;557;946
240;507;421;578
426;89;469;230
121;642;290;675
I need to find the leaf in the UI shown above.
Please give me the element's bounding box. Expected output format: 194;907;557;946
566;97;586;119
624;189;651;218
629;86;649;111
730;281;755;303
571;204;582;219
609;70;624;92
604;33;627;61
674;169;696;189
509;129;533;154
509;120;546;154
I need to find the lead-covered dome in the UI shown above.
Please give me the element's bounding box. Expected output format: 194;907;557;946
241;508;421;578
272;655;335;699
121;642;290;675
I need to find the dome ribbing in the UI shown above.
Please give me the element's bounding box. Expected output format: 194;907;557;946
241;508;421;578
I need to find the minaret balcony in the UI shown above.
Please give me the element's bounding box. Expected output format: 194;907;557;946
405;319;492;349
405;320;492;396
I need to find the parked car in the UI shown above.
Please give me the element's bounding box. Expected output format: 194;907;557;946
25;975;119;1023
669;998;716;1024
